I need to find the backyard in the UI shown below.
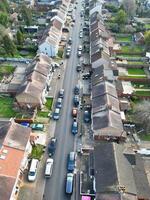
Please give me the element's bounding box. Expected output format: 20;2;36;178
121;45;144;54
116;35;132;42
0;65;15;80
0;96;18;118
128;68;146;75
37;97;53;118
30;144;45;160
135;90;150;97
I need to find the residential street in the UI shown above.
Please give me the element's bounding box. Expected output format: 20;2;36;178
44;2;82;200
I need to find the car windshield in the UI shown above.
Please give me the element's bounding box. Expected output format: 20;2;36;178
29;171;35;176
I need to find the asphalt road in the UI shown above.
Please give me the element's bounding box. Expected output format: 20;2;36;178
44;2;82;200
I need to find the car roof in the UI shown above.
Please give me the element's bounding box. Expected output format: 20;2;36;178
47;158;54;163
69;152;75;160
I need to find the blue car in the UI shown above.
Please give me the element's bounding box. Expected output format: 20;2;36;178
71;120;78;135
73;95;79;107
67;152;76;172
66;173;74;194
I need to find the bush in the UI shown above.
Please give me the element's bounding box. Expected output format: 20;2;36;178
57;49;63;58
105;4;118;13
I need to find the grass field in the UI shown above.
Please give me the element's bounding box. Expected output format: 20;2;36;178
121;45;144;54
139;134;150;141
135;91;150;96
45;98;53;110
132;83;150;89
30;144;44;160
0;96;18;117
128;68;146;75
128;61;146;65
116;35;132;42
0;65;15;80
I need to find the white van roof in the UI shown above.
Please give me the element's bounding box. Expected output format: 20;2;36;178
30;159;39;172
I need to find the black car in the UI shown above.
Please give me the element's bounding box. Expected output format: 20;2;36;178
48;137;57;156
76;64;82;72
74;85;80;95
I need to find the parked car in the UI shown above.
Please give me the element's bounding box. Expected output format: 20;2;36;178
77;50;82;57
82;73;91;80
72;107;77;117
78;45;82;51
45;158;54;178
66;173;74;194
59;89;64;98
67;152;76;172
48;137;57;156
66;50;71;58
71;119;78;135
74;85;80;95
84;110;91;123
73;95;79;106
79;31;83;38
68;37;72;44
53;108;60;120
56;98;62;108
76;64;82;72
20;122;30;127
28;159;39;182
30;123;44;131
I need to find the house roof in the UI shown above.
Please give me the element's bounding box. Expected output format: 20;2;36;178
0;146;24;177
52;18;63;31
92;81;118;98
0;176;16;200
92;93;120;114
91;64;114;84
92;109;124;137
0;121;10;148
94;142;137;194
3;120;31;151
133;155;150;199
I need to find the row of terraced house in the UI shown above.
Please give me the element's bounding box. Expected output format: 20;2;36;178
79;0;150;200
0;0;71;199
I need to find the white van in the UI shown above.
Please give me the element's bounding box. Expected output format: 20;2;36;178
28;159;39;182
45;158;54;178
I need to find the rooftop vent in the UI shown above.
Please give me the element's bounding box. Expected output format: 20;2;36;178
0;155;6;160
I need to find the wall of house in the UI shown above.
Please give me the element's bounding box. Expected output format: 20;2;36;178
39;42;56;57
16;93;42;109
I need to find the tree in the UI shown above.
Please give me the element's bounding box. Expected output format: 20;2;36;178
122;0;136;18
21;5;32;26
16;30;24;45
133;101;150;133
144;31;150;49
0;0;9;12
115;9;127;26
0;12;9;26
2;34;16;56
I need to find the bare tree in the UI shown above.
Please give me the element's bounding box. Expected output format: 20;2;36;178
122;0;136;18
134;101;150;133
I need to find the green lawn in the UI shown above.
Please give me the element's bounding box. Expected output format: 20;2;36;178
128;68;146;75
37;111;49;118
30;144;44;160
117;55;142;58
127;75;147;78
128;61;146;65
135;91;150;96
145;24;150;29
121;45;144;54
133;83;150;89
139;134;150;141
0;96;18;118
116;35;132;42
0;65;15;80
45;98;53;110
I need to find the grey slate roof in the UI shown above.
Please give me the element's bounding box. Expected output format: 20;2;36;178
94;142;137;195
133;154;150;200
